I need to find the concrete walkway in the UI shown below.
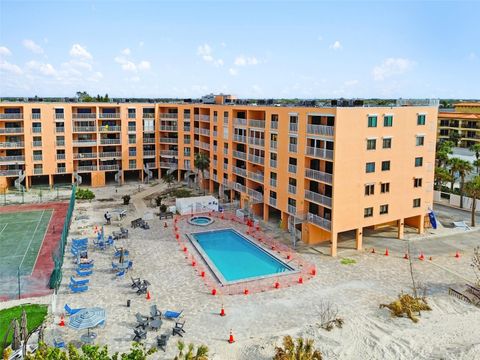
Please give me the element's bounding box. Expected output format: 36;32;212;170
130;182;168;217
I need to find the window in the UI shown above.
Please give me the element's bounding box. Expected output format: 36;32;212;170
380;204;389;215
413;198;421;208
383;115;393;127
415;157;423;167
365;184;375;196
364;207;373;218
366;139;376;150
128;159;136;169
416;135;425;146
381;161;391;171
366;162;375;173
381;182;390;193
414;178;423;187
367;115;377;128
417;114;426;125
382;138;392;149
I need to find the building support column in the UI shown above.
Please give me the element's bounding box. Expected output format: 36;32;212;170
49;174;53;189
355;228;363;251
263;203;269;222
397;219;404;239
330;232;338;257
418;214;425;234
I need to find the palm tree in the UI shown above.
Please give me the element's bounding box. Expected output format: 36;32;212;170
174;341;209;360
162;173;175;188
465;176;480;227
274;335;322;360
470;143;480;173
455;159;474;208
194;152;210;194
448;157;463;192
448;131;461;147
436;140;453;167
434;167;453;191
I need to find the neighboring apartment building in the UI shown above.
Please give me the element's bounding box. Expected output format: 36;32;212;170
0;100;437;255
438;102;480;148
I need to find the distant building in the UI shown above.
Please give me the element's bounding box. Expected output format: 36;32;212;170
438;102;480;148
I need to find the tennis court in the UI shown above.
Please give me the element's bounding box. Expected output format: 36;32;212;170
0;210;53;276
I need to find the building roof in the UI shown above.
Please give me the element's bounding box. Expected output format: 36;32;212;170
438;112;480;119
454;102;480;107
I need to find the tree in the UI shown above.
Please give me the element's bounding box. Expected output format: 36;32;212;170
455;159;474;208
274;336;322;360
174;341;209;360
448;131;461;147
470;144;480;173
474;159;480;175
434;167;453;191
162;173;175;188
194;152;210;195
448;157;463;192
464;176;480;227
436;140;454;167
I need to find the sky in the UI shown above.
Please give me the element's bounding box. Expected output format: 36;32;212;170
0;0;479;99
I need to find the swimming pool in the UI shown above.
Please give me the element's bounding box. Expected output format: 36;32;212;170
188;216;214;226
189;229;295;284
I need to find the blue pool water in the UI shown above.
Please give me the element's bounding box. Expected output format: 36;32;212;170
191;229;293;283
190;216;212;225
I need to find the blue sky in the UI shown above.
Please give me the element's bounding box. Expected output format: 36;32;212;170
0;0;479;98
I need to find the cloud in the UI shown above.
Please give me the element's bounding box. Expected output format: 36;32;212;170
229;68;238;76
330;41;342;50
372;57;415;81
26;60;57;76
138;60;151;70
234;55;259;66
344;79;359;87
0;60;22;74
69;44;93;60
0;46;12;56
197;43;224;67
121;48;131;56
22;39;44;54
114;54;151;72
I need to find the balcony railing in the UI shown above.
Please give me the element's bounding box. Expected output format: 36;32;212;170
232;151;247;160
288;164;297;173
213;116;218;123
269;197;277;207
143;138;156;144
32;127;42;133
99;151;121;158
270;178;277;187
160;161;178;168
223;148;228;156
56;167;66;173
199;128;210;136
100;139;121;145
160;125;178;131
99;164;120;171
99;126;121;132
31;114;41;120
33;168;43;175
72;113;96;120
306;124;334;136
289;144;297;153
128;126;136;132
271;121;278;129
0;127;23;134
55;113;65;120
247;188;263;202
248;154;265;165
159;113;178;120
233;166;247;177
184;126;191;132
143;127;155;133
160;150;178;156
248;171;264;183
248;119;265;128
233;134;247;143
270;141;277;150
56;140;65;147
233;182;246;193
73;153;97;159
199;115;210;122
143;150;156;157
307;213;331;231
287;204;297;215
305;147;334;160
234;118;247;126
32;141;42;147
223;117;229;124
73;126;97;132
77;165;98;172
33;155;43;161
270;159;277;168
305;190;332;208
129;138;136;144
0;141;24;148
0;113;24;120
289;123;298;132
0;169;23;176
248;137;265;147
73;140;97;146
223;163;228;171
160;138;178;143
305;168;333;184
99;113;120;119
142;113;155;119
56;154;66;160
213;130;218;137
129;151;137;157
288;185;297;194
55;127;65;133
0;155;25;162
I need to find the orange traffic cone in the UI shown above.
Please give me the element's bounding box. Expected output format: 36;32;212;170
455;251;460;258
244;289;249;295
228;329;235;343
146;291;151;300
59;314;65;327
211;288;217;296
403;253;409;260
419;253;425;261
220;305;226;316
429;256;433;261
371;248;376;254
164;222;168;228
385;248;389;256
274;281;280;289
298;277;303;284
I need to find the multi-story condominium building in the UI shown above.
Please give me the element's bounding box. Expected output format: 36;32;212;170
438;102;480;148
0;100;437;255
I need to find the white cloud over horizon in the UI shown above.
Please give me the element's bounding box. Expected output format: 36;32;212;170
69;44;93;60
372;58;415;81
22;39;44;54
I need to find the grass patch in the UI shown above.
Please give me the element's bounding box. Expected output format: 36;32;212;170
0;304;48;354
340;258;356;265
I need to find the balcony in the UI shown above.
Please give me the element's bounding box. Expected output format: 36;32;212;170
77;165;97;172
159;113;178;120
160;162;178;168
55;127;65;133
100;139;121;145
56;167;66;173
307;213;331;231
0;169;23;176
160;150;178;157
143;150;156;157
194;141;210;150
223;163;228;171
249;119;265;128
271;121;278;130
73;139;96;146
160;125;178;132
248;154;265;165
212;173;218;181
56;154;66;160
213;145;218;152
233;134;247;143
305;190;332;208
32;141;42;147
233;182;246;193
223;148;228;156
248;137;265;147
55;113;65;120
233;166;247;177
289;123;298;132
270;141;277;150
307;124;334;136
129;138;137;144
143;138;156;144
289;144;297;153
213;130;218;137
234;118;247;126
73;153;97;159
232;150;247;160
288;164;297;173
247;188;263;202
305;169;333;184
0;127;23;134
160;138;178;143
270;178;277;187
199;115;210;122
143;127;155;133
184;138;191;144
99;125;121;132
213;116;218;123
270;159;277;168
32;127;42;133
31;114;41;120
288;185;297;194
0;141;24;148
33;168;43;175
32;154;43;161
199;128;210;136
72;113;96;120
248;171;264;183
184;126;191;132
305;147;334;160
56;140;65;147
0;113;23;120
128;126;136;132
99;164;120;171
0;155;25;163
287;205;297;215
99;113;120;119
223;117;229;124
99;151;121;158
269;197;277;207
129;151;137;157
73;126;97;132
142;113;155;119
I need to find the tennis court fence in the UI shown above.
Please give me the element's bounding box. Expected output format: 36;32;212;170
0;185;73;206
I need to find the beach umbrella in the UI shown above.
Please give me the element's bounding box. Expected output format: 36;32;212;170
119;247;124;264
12;319;21;350
21;308;28;342
37;324;44;345
69;308;106;336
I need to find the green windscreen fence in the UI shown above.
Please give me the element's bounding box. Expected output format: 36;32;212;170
49;184;76;290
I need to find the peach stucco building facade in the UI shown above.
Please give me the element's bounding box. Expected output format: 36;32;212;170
0;101;437;255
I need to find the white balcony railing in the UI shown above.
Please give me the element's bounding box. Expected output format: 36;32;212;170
305;147;334;160
232;151;247;160
305;169;333;184
306;124;334;136
305;190;332;208
248;154;265;165
0;127;23;134
307;213;332;230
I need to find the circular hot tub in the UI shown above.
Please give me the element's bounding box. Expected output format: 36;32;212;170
188;216;214;226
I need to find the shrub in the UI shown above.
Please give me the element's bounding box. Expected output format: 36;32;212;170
380;293;431;323
274;336;322;360
172;189;192;198
122;195;131;205
75;188;95;200
340;258;356;265
160;204;167;213
174;341;209;360
155;195;163;207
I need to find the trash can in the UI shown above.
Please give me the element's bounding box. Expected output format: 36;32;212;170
127;300;131;307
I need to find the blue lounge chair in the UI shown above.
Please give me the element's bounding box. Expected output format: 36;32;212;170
163;310;183;320
106;235;114;246
64;303;85;315
70;276;89;286
126;260;133;271
112;262;119;271
116;270;126;279
78;262;94;269
76;268;92;277
69;283;88;293
114;249;129;257
53;338;65;348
